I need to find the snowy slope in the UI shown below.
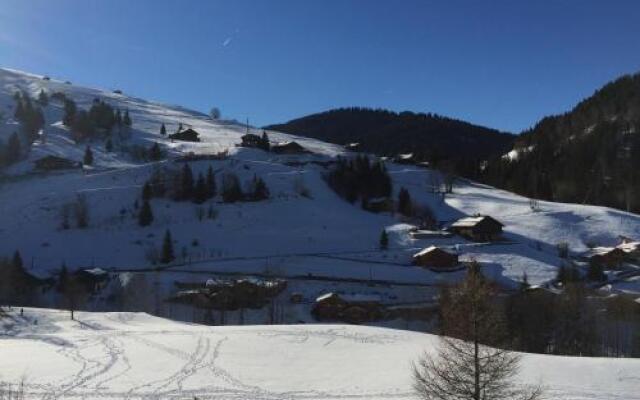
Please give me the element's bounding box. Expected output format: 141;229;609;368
1;67;640;297
1;308;639;400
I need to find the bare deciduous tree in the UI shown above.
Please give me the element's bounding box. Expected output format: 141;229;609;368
413;263;543;400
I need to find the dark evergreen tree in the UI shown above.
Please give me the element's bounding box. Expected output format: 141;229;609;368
249;175;269;200
379;229;389;250
260;131;270;151
6;132;21;164
12;250;23;270
221;172;243;203
161;230;175;264
206;165;216;198
115;109;122;126
142;182;152;201
38;89;49;106
83;146;94;166
138;199;154;227
397;187;412;216
160;123;166;136
194;173;208;204
105;137;113;152
180;164;194;200
123;110;132;126
148;142;163;161
63;99;77;126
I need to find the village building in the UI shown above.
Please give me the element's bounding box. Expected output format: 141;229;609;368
239;133;262;148
586;247;625;269
449;215;504;241
616;239;640;261
34;155;78;171
311;292;384;324
169;128;201;142
412;246;459;269
271;141;307;154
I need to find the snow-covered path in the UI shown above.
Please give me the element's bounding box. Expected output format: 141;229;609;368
1;308;639;400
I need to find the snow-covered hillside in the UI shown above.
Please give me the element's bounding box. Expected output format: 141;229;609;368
1;308;639;400
1;67;640;300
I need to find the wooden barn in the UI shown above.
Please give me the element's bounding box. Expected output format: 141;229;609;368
449;215;503;241
240;133;262;148
271;141;306;154
34;155;78;171
311;293;384;324
587;247;625;269
169;128;201;142
412;246;459;269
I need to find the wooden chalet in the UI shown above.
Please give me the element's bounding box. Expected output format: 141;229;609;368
169;128;201;142
412;246;459;269
34;155;78;171
311;292;384;324
449;215;503;241
587;247;625;269
271;141;307;154
240;133;262;148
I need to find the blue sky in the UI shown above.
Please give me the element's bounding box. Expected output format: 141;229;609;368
1;0;639;133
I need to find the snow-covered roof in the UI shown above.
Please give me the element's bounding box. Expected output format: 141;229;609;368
585;246;623;257
450;215;502;228
617;241;640;253
412;246;454;258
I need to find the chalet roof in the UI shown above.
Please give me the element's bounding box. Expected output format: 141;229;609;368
450;215;503;228
396;153;414;160
617;241;640;253
241;133;261;139
412;246;455;258
586;246;624;257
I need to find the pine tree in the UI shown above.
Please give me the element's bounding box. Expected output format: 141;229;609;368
83;146;94;166
142;181;152;201
194;173;208;204
379;229;389;250
260;131;270;151
160;123;166;136
148;142;162;161
398;187;412;216
63;99;77;126
105;137;113;152
12;250;23;270
38;89;49;106
161;230;175;264
115;109;122;126
177;122;183;132
14;99;24;120
181;164;194;200
138;199;154;227
206;165;216;198
251;175;269;200
57;263;68;293
123;110;132;126
7;132;21;164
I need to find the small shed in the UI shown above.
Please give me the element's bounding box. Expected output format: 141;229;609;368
240;133;262;148
412;246;459;269
587;247;625;269
271;141;306;154
169;128;201;142
449;215;503;241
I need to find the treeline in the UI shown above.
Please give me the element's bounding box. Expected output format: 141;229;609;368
266;107;514;177
0;91;46;167
482;72;640;212
61;95;132;142
326;155;391;203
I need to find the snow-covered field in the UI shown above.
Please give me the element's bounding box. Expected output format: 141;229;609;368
1;308;639;400
2;67;640;300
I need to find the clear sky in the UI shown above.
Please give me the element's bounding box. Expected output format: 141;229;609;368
1;0;640;133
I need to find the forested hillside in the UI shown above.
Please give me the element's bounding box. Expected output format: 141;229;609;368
482;72;640;212
265;108;514;174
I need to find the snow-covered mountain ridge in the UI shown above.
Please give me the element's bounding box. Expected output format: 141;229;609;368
1;67;640;301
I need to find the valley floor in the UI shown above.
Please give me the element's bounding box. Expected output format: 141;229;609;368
1;308;639;400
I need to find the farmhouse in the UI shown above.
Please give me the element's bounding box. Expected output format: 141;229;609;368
240;133;262;148
344;142;360;151
34;155;78;171
587;247;625;269
449;215;503;241
271;141;307;154
169;128;200;142
412;246;458;269
394;153;415;164
311;293;384;324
